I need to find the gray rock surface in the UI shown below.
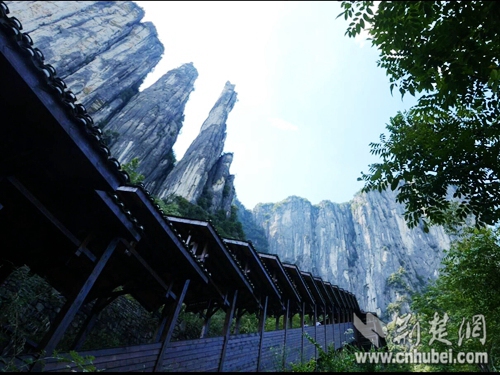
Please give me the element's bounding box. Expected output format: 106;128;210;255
159;82;238;203
104;63;198;193
8;1;238;216
202;153;236;217
7;1;164;125
247;189;451;318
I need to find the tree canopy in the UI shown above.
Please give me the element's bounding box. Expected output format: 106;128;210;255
411;227;500;371
339;1;500;230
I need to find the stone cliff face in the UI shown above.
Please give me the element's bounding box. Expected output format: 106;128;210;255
200;153;236;216
104;63;198;194
7;1;164;125
247;189;451;318
9;1;239;217
159;82;238;213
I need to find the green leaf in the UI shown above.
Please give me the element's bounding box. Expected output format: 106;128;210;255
342;1;500;230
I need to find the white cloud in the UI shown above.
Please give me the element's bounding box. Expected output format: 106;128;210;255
269;118;299;132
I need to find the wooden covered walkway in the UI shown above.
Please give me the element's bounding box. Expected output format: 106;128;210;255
0;2;374;371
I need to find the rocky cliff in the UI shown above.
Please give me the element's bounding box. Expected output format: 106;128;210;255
7;1;164;126
244;189;451;318
104;63;198;194
9;1;236;215
158;81;238;216
199;152;236;217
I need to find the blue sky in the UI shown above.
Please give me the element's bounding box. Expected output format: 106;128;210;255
138;1;417;210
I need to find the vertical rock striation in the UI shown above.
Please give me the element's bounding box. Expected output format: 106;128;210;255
248;189;451;318
104;63;198;193
7;1;164;125
201;153;236;216
159;81;238;206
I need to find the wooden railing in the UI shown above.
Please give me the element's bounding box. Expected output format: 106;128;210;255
40;323;354;372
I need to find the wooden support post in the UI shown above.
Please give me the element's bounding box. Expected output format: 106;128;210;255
218;290;238;372
275;314;280;331
257;296;268;372
202;316;211;339
282;299;289;370
199;300;213;339
70;294;119;350
71;311;99;351
235;315;241;335
283;304;288;330
34;237;119;362
153;304;170;343
331;305;335;348
314;305;318;360
300;302;305;363
234;307;243;335
200;316;211;339
154;279;190;372
234;308;247;335
324;304;327;351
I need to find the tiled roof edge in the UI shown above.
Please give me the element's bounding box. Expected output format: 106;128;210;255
0;2;131;184
0;2;149;234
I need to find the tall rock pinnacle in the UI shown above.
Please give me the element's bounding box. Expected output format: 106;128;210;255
159;82;238;203
104;63;198;192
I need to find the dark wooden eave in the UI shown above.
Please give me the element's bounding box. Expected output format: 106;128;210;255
166;216;256;309
282;263;315;311
258;253;301;314
300;271;325;313
345;291;358;312
339;288;353;312
331;285;348;310
350;292;362;313
116;186;209;283
223;239;281;310
313;276;335;308
324;282;342;310
0;177;172;312
338;288;353;315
